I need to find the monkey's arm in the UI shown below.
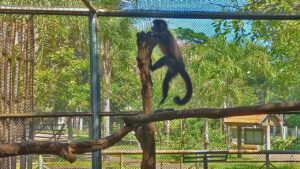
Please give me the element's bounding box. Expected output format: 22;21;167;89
150;56;168;71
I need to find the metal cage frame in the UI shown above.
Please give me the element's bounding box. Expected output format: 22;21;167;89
0;1;300;169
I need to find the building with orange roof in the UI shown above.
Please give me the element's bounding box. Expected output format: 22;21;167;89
224;114;285;154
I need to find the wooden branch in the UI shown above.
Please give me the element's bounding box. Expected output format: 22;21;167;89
123;102;300;125
1;102;298;163
0;125;133;163
81;0;96;12
136;31;157;169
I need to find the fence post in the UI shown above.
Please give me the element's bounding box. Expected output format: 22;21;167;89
180;154;183;169
266;152;270;169
89;12;101;169
203;153;208;169
266;125;271;150
119;154;123;169
237;126;242;158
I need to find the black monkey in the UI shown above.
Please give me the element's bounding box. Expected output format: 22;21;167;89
150;19;192;106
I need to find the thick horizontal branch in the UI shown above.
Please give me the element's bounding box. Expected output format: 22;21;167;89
0;125;133;163
1;101;299;119
1;102;299;162
123;102;300;124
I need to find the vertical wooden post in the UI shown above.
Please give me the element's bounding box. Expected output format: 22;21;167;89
237;126;242;158
136;31;157;169
265;116;271;150
280;122;284;138
226;125;231;150
266;125;271;150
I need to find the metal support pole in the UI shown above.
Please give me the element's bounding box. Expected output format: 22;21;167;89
266;153;270;169
89;12;101;169
203;153;208;169
1;6;300;20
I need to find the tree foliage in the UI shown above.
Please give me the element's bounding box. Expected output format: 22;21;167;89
35;48;89;111
34;16;90;112
28;0;300;151
210;0;300;126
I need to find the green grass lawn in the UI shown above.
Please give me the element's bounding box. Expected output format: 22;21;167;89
14;157;300;169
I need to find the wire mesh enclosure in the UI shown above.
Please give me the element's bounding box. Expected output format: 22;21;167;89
0;0;300;169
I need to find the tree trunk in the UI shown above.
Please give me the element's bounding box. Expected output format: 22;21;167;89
103;99;110;136
0;19;35;169
67;117;73;141
135;31;157;169
0;19;7;118
255;88;267;104
204;118;209;149
101;40;112;137
180;119;187;149
163;121;170;144
226;125;231;150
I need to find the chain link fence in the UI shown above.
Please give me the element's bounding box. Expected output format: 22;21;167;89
1;1;300;168
2;115;300;169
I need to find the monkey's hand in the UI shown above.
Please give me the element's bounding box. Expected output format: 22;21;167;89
149;64;154;71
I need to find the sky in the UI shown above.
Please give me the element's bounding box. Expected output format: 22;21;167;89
126;0;252;38
122;0;246;12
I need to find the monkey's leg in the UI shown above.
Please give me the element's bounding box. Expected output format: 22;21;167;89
150;56;169;71
159;70;176;106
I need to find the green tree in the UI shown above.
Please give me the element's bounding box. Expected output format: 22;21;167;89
213;0;300;102
35;48;89;111
174;27;208;44
34;16;90;112
97;17;137;136
241;0;300;143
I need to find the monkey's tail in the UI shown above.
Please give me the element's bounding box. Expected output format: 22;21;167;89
173;68;192;105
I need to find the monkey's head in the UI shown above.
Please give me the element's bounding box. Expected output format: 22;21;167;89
152;19;168;35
